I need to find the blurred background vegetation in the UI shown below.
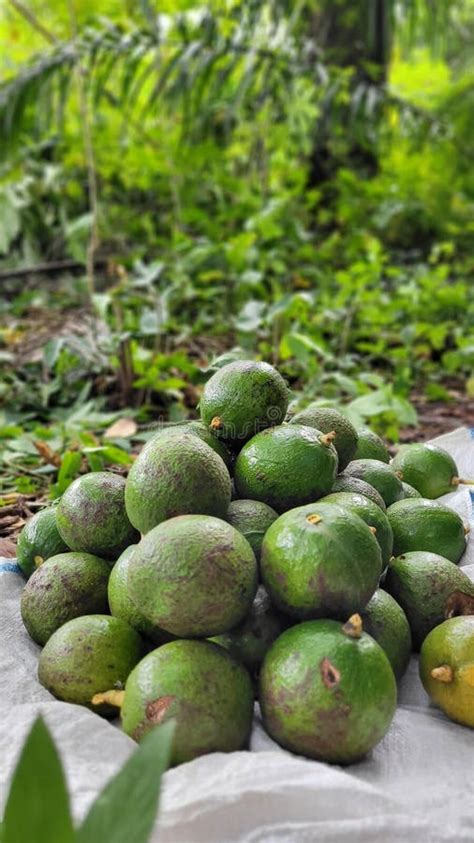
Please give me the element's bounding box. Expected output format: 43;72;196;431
0;0;473;508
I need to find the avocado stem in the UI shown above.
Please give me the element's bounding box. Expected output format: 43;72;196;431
91;690;125;708
452;477;474;487
34;555;45;568
210;416;222;430
342;613;363;639
306;514;322;525
368;526;377;535
394;470;403;480
320;430;337;447
431;665;453;684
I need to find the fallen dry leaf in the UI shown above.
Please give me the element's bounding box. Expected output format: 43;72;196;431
0;538;17;557
104;417;137;439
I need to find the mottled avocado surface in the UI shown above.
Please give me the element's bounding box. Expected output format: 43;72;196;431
320;491;393;565
21;551;111;645
210;584;287;671
360;588;412;679
331;476;386;510
225;499;278;561
56;472;139;560
387;498;467;563
121;639;254;765
17;507;69;578
124;431;231;534
38;615;145;716
260;502;382;619
400;481;422;499
259;619;397;763
167;420;233;469
108;545;173;645
354;429;390;463
234;424;338;513
392;443;459;499
127;515;258;637
341;459;403;506
200;360;289;445
289;406;358;470
384;551;474;649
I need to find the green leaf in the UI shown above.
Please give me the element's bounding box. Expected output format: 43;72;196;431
77;721;175;843
2;717;74;843
55;450;82;495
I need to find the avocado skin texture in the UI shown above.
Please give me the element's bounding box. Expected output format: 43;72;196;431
225;499;278;561
341;459;404;506
125;431;231;534
392;443;459;499
17;507;69;579
387;498;466;563
261;502;382;620
332;476;386;511
321;491;394;565
38;615;145;717
121;639;254;765
354;429;390;463
234;424;338;514
384;552;474;649
21;552;110;646
259;619;396;764
360;588;412;679
200;360;289;445
169;420;233;470
108;545;173;645
401;481;422;499
289;406;358;470
210;585;287;671
57;472;139;561
128;515;258;637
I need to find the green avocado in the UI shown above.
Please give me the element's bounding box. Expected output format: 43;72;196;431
121;640;254;765
209;585;287;671
199;360;290;446
387;498;467;563
21;552;110;646
234;424;338;513
392;443;460;499
57;472;139;560
400;481;422;499
320;491;393;565
260;502;382;619
17;507;69;579
289;406;358;470
354;429;390;463
125;431;231;534
341;459;404;506
384;551;474;649
127;515;258;637
259;618;396;763
167;420;233;470
108;545;172;645
331;476;386;510
360;589;412;679
38;615;145;717
225;499;278;561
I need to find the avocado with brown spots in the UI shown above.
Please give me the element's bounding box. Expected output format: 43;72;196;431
127;515;258;637
259;617;396;763
125;431;232;534
38;614;145;717
21;551;111;645
200;360;290;447
108;545;172;645
57;472;139;560
260;502;382;620
17;507;69;579
225;499;278;561
210;585;287;672
360;589;412;679
234;424;338;513
169;420;233;470
121;639;254;765
384;552;474;649
289;406;358;470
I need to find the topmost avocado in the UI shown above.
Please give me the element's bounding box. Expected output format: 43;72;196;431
200;360;289;447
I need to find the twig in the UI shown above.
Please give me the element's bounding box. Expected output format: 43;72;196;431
0;258;106;281
7;0;57;45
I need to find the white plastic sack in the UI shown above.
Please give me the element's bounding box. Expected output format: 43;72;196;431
1;427;473;842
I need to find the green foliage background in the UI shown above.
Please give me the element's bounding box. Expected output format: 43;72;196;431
0;0;473;494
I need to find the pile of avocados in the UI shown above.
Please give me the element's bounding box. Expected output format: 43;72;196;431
16;359;474;767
